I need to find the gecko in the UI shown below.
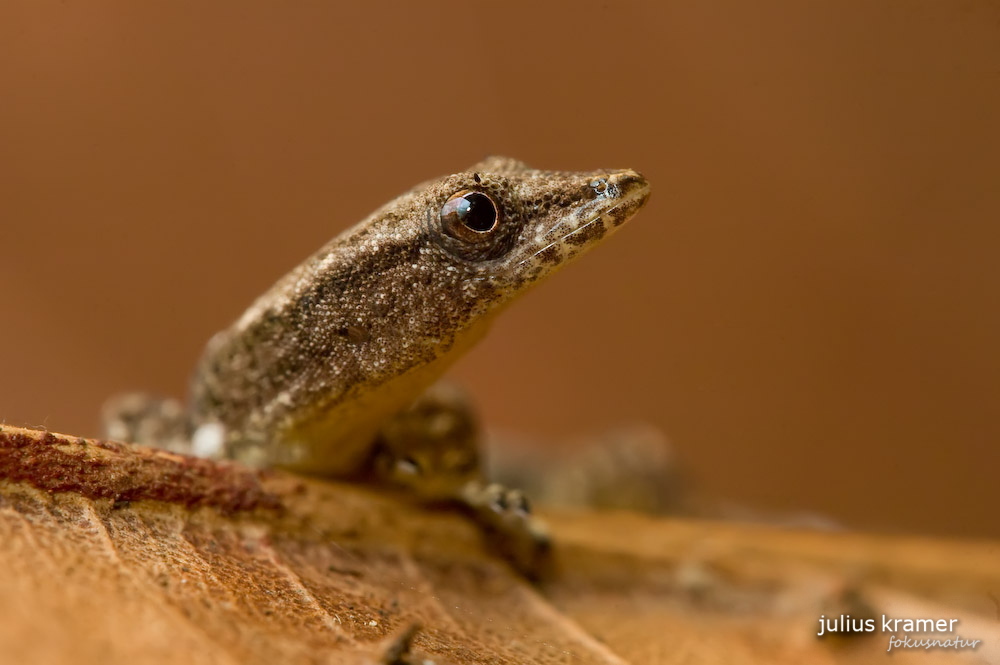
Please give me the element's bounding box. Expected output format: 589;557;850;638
103;156;650;574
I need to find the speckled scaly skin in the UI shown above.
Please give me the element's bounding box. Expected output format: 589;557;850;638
188;156;650;474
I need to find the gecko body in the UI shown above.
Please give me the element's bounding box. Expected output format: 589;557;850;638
105;156;649;572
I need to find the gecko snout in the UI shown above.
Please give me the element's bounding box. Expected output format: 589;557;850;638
594;169;650;229
607;169;650;206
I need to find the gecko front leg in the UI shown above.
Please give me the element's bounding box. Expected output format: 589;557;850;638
101;393;193;455
371;383;551;577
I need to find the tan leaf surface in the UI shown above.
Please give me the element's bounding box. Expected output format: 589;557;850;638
0;425;995;664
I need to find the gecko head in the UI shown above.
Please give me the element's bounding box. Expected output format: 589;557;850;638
425;156;650;311
317;157;651;375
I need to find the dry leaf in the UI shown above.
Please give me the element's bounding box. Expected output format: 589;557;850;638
0;425;995;664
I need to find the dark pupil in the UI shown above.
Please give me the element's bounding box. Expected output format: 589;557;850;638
456;192;496;232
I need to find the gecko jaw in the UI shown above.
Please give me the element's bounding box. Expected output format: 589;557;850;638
522;197;630;267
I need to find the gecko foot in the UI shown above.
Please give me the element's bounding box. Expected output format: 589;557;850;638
372;383;552;578
460;480;552;579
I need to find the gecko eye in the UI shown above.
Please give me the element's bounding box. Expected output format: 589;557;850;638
441;190;499;239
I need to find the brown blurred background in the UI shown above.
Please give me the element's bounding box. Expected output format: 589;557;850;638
2;1;998;538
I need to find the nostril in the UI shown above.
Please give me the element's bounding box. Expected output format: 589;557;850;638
589;177;609;196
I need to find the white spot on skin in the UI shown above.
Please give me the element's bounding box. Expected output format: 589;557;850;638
192;423;226;458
